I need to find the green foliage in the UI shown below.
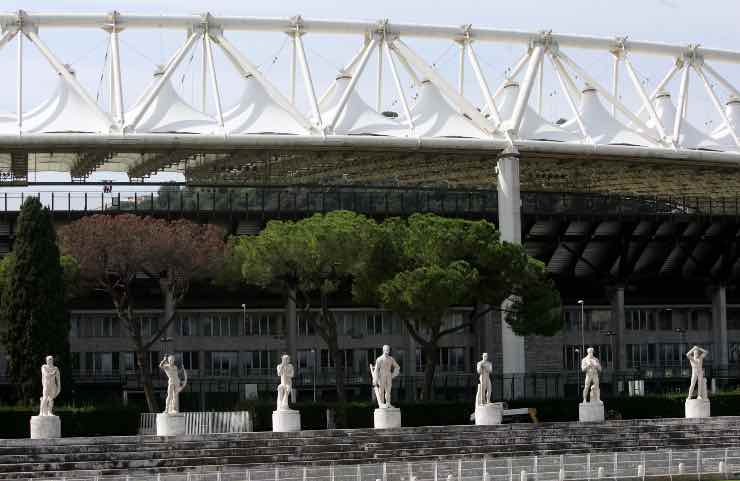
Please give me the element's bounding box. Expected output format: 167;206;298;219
0;197;70;402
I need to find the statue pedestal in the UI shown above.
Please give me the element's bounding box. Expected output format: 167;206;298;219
272;409;301;432
156;413;186;436
374;407;402;429
475;403;503;425
579;401;605;423
30;415;60;439
685;398;711;418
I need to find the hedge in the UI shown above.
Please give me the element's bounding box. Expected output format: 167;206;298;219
3;392;740;438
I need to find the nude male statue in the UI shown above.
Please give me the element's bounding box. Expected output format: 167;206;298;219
581;347;602;403
276;354;295;410
686;345;708;400
160;355;187;414
39;355;61;416
370;345;400;408
476;353;493;406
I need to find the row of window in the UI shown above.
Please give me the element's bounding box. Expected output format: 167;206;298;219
69;346;473;376
562;308;720;333
625;343;716;369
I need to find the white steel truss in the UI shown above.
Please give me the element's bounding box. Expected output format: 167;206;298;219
0;10;737;172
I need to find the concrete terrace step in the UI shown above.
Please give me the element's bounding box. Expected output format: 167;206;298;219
1;416;739;480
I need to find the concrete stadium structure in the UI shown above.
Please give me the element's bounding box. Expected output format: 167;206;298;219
1;11;740;403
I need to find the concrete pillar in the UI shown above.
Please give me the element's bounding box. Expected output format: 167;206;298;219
711;285;728;371
608;286;627;371
497;146;525;387
286;287;297;362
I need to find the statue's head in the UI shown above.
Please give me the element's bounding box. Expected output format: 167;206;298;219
282;354;290;364
382;345;390;355
167;355;175;364
587;347;594;356
482;352;488;361
45;355;54;366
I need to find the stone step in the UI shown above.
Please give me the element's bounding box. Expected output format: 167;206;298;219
1;416;738;480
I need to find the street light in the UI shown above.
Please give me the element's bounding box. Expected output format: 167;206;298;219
675;327;687;374
310;348;317;402
241;304;247;332
574;348;580;398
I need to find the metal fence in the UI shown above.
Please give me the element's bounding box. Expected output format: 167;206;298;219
24;447;740;481
0;188;739;218
138;411;252;435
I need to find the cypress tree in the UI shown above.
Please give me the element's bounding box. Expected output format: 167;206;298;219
1;197;70;404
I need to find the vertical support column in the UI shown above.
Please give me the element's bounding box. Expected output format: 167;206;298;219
286;287;297;363
608;286;626;393
711;285;728;374
497;146;524;399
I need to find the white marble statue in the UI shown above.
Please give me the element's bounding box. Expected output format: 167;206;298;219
476;353;493;406
370;345;400;408
686;346;709;400
276;354;295;410
39;355;61;416
160;355;187;414
581;347;602;403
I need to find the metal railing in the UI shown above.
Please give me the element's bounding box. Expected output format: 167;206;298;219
138;411;252;435
23;447;740;481
0;188;738;218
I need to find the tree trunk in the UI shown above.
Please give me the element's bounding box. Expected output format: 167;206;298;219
422;343;438;401
136;348;159;412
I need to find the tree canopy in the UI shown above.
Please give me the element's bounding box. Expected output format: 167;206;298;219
359;213;562;399
233;211;378;405
58;214;225;412
0;197;70;403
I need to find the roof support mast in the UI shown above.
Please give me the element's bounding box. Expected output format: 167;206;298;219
212;30;314;133
466;40;502;126
695;63;740;149
292;17;323;129
508;34;546;135
384;37;414;135
327;34;378;132
377;20;386;112
17;27;22;133
106;11;124;127
21;11;115;132
127;28;200;129
673;56;691;143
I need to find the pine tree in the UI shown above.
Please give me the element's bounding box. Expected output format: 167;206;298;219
1;197;70;403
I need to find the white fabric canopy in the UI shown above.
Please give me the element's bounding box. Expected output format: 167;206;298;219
647;91;722;150
498;82;579;142
410;79;489;138
126;72;218;134
224;75;307;135
321;76;405;136
712;97;740;150
564;87;654;146
0;73;110;134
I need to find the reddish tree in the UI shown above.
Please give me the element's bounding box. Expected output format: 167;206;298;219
58;214;224;412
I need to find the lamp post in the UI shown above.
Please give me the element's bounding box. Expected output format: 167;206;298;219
574;348;580;398
675;327;687;375
241;303;246;332
311;348;317;402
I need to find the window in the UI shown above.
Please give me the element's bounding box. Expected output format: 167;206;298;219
626;310;656;331
626;343;658;368
122;352;136;373
76;315;118;337
442;312;465;332
243;350;278;372
178;351;200;370
138;316;158;337
728;309;740;330
730;343;740;363
690;310;712;331
205;351;238;376
658;309;673;331
366;312;384;335
245;313;280;336
439;347;465;372
177;315;197;336
70;352;80;370
563;345;613;369
319;349;354;369
297;315;315;336
203;314;238;336
84;352;118;373
296;349;312;369
70;316;81;337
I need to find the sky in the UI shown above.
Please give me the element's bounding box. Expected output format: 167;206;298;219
0;0;738;192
